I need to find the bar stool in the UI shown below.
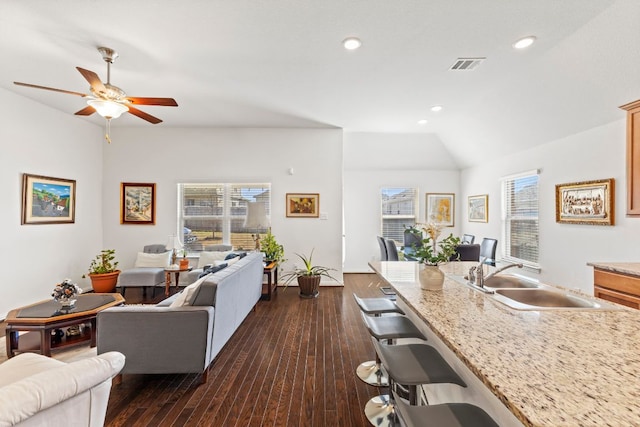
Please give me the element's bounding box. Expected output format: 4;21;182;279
357;310;427;387
393;390;499;427
365;339;467;427
353;293;407;387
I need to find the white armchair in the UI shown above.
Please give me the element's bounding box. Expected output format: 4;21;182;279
0;351;125;427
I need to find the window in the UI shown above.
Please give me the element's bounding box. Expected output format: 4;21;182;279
178;183;270;252
501;170;539;269
381;187;417;242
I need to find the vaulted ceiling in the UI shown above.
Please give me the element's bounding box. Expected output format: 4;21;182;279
1;0;639;167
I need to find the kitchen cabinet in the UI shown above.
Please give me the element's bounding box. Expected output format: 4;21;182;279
620;99;640;216
593;268;640;309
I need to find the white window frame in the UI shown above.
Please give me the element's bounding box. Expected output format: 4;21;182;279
500;170;540;271
381;187;418;242
178;182;271;251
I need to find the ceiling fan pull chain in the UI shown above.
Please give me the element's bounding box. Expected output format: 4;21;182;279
105;118;112;144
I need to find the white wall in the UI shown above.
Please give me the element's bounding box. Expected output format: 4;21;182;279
0;88;104;319
102;127;344;284
343;132;461;272
460;119;633;294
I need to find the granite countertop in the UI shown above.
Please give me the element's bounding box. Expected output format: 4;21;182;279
587;262;640;277
370;261;640;427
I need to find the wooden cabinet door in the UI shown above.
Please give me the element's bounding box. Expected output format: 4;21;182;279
620;99;640;216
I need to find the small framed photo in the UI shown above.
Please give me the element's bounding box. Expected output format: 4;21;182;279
121;182;156;224
555;178;614;225
286;193;319;218
468;194;488;223
22;173;76;224
426;193;455;226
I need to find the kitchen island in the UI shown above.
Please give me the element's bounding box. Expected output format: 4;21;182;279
369;261;640;427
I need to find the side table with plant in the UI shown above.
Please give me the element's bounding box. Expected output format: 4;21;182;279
261;229;285;265
84;249;120;293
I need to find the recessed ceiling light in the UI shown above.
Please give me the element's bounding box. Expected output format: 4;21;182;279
342;37;362;50
417;119;428;125
430;105;443;112
513;36;536;49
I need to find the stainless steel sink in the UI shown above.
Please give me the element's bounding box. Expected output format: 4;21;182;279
483;275;540;289
491;288;622;311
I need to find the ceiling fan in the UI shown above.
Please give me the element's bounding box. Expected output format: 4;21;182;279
14;47;178;142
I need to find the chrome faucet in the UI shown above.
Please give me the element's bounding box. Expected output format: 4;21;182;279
468;259;523;289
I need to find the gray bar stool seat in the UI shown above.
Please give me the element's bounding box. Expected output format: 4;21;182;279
360;312;426;342
353;294;407;387
365;339;467;427
393;390;499;427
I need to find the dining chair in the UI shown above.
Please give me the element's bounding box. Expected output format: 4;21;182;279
480;238;498;266
461;234;475;244
377;236;388;261
384;238;399;261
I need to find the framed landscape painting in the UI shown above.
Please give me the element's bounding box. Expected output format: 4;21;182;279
22;173;76;224
426;193;455;226
121;182;156;224
468;194;488;223
286;193;319;218
555;178;614;225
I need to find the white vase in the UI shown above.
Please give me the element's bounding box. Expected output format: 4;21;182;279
419;265;445;290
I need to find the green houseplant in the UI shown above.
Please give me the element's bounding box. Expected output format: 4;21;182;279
281;249;338;298
84;249;120;293
260;229;285;264
406;223;460;290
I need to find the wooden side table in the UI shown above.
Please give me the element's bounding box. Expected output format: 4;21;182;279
164;267;193;296
262;261;278;300
5;293;125;358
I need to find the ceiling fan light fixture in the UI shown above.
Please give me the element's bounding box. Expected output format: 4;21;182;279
88;99;129;119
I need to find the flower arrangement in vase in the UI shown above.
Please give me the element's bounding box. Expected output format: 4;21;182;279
52;278;82;308
406;223;460;290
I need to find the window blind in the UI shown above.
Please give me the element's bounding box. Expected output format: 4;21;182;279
501;171;540;269
381;187;417;242
179;183;270;251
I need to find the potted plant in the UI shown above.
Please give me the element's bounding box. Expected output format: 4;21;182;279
281;249;338;298
260;229;285;264
84;249;120;293
407;223;460;290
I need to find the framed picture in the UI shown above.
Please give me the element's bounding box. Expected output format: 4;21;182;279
121;182;156;224
468;194;488;223
286;193;319;218
22;173;76;224
555;178;614;225
426;193;455;226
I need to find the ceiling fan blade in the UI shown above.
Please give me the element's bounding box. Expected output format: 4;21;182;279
13;81;88;97
126;97;178;107
76;67;107;95
74;105;95;116
127;106;163;124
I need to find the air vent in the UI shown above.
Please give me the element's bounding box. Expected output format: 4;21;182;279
449;57;486;71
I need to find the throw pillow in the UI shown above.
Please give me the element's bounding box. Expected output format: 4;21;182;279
224;253;240;260
198;251;233;268
169;274;211;308
198;263;228;278
134;251;172;268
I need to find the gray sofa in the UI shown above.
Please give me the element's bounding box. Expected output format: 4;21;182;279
96;252;263;382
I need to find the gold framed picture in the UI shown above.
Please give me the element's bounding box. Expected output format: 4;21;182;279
286;193;319;218
426;193;454;226
468;194;488;223
121;182;156;224
555;178;614;225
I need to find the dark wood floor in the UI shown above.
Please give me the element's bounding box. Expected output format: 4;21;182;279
104;273;390;426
